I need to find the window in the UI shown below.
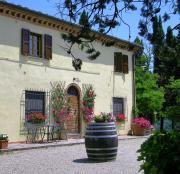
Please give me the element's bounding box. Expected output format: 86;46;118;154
25;91;45;119
29;33;42;57
113;97;124;117
21;29;52;59
114;52;129;73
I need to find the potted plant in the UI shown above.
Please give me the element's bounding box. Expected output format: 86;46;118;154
85;112;118;161
0;134;8;149
131;117;152;136
26;112;47;124
116;114;126;122
116;114;126;127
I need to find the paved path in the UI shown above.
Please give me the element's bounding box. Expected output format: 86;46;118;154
1;135;149;153
0;138;146;174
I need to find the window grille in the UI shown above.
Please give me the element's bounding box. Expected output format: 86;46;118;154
113;97;124;117
25;91;45;120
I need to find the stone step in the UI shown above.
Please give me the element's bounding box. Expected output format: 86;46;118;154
67;133;81;139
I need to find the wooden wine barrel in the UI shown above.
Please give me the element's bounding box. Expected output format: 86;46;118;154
85;122;118;161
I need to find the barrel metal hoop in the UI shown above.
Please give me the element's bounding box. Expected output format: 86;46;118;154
87;152;117;156
86;129;117;132
85;135;118;138
88;122;115;125
88;157;116;160
86;126;115;129
86;147;118;151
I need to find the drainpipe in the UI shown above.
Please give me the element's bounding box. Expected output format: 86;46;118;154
132;54;136;118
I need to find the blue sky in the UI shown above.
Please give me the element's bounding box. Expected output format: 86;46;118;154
7;0;179;42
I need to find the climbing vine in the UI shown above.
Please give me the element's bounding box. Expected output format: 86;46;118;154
82;85;96;122
50;82;72;125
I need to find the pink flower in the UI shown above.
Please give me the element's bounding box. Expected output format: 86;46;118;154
83;101;87;105
132;117;151;128
82;88;96;122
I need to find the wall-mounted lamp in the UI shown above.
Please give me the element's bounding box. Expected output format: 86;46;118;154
73;77;80;83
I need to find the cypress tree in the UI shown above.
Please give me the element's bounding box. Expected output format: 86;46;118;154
166;26;176;48
158;16;164;45
159;27;179;84
152;16;164;74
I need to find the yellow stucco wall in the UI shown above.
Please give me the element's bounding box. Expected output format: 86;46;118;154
0;15;134;142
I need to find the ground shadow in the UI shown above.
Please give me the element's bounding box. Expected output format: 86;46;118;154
73;158;110;163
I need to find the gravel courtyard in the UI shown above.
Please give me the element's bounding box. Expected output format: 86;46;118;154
0;138;146;174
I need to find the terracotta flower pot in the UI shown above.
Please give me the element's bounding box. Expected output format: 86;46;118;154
0;140;8;149
116;121;125;129
131;124;151;136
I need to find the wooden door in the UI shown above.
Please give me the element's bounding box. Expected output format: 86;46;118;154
66;86;80;133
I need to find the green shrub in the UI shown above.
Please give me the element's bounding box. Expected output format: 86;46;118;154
0;134;8;141
137;131;180;174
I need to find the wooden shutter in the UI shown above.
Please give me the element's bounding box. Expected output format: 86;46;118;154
123;55;129;74
114;52;123;72
34;34;43;58
21;28;30;56
114;52;118;72
44;34;52;59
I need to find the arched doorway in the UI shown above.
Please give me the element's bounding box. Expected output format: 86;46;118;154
66;85;80;133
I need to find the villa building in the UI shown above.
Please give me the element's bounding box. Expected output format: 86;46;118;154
0;1;141;142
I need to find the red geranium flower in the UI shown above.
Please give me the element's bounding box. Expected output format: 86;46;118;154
116;114;126;122
27;112;47;124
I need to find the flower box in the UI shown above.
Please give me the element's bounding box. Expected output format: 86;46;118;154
0;140;8;149
131;124;151;136
116;121;125;130
26;112;47;124
131;117;152;136
0;134;8;149
115;114;126;131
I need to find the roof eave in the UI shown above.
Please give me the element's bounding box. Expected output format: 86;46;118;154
0;1;143;53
